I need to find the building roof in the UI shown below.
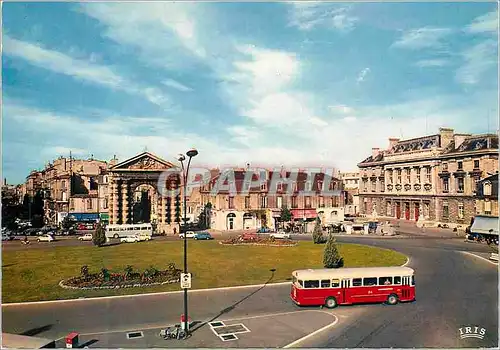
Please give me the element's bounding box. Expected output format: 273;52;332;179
292;267;415;280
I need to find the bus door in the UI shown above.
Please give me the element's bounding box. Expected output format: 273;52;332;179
401;276;411;299
341;279;351;304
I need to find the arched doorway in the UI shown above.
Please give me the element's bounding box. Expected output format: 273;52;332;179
243;212;254;230
227;213;236;230
132;184;157;224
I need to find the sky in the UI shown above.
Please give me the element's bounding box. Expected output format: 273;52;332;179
2;1;499;184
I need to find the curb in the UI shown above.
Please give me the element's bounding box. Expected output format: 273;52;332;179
460;251;499;266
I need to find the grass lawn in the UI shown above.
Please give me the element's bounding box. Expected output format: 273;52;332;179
2;240;407;303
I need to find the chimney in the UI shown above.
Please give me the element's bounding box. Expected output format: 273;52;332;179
388;138;400;150
3;178;6;186
372;147;380;158
439;127;454;149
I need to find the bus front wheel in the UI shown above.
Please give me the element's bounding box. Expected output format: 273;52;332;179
113;234;119;239
325;297;338;309
386;294;399;305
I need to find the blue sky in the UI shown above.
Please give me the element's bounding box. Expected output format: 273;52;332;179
2;2;498;184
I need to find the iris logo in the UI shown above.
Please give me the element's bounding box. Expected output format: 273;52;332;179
458;326;486;340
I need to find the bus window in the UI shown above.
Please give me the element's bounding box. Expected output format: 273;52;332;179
332;279;340;288
298;280;304;287
320;280;331;288
411;276;415;286
394;276;402;285
379;277;393;285
353;278;362;287
363;277;378;286
304;280;320;288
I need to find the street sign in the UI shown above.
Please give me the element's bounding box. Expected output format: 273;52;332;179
180;273;192;289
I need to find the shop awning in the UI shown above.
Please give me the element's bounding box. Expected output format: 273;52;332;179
68;213;99;222
291;209;318;220
470;216;499;236
99;213;109;220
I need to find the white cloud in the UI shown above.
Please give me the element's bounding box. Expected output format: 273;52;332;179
357;67;371;83
288;3;358;32
3;35;170;107
162;79;193;92
392;27;453;50
329;105;354;114
415;59;450;68
456;39;498;85
465;10;498;34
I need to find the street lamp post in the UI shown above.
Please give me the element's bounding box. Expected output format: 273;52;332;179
177;149;198;338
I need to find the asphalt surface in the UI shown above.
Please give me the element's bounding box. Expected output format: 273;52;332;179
2;236;497;348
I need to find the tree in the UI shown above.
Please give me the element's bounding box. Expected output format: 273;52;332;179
323;236;343;268
92;222;107;247
61;216;74;231
278;206;292;229
312;217;326;244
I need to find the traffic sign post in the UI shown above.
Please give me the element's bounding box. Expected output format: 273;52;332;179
181;273;192;289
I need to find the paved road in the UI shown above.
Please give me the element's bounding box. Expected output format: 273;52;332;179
2;237;497;348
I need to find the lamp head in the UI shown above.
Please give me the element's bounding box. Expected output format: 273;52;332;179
177;154;186;162
186;148;198;158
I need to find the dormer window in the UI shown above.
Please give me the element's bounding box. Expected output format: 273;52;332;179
317;180;323;190
484;182;492;196
305;181;312;191
277;182;283;191
260;182;267;191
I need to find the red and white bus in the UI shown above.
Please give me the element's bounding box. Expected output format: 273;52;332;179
291;266;415;308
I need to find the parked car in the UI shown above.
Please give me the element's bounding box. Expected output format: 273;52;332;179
179;231;196;239
2;234;14;241
257;227;270;233
38;234;55;242
137;233;152;241
77;223;95;230
270;231;291;240
78;233;93;241
120;235;140;243
194;232;213;240
242;233;258;241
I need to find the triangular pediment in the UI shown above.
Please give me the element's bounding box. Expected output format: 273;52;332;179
111;152;175;171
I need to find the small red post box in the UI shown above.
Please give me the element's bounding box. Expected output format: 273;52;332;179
66;332;79;348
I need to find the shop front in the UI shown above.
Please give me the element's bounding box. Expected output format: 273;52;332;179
290;209;318;233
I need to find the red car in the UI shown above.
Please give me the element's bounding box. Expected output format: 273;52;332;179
77;223;95;230
242;233;258;241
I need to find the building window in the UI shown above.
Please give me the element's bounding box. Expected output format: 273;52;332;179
388;170;393;184
188;206;193;214
484;200;492;215
70;199;74;211
458;202;464;219
293;181;298;192
443;178;449;192
305;181;312;191
457;161;463;170
426;167;431;183
244;196;250;209
292;196;298;208
331;196;337;207
371;180;376;192
362;179;368;192
277;196;283;208
405;169;411;183
260;182;267;191
317;180;323;191
424;202;429;218
380;178;385;192
319;196;324;208
260;196;268;208
87;199;93;210
416;168;421;183
457;177;464;193
386;202;391;216
442;201;449;218
228;196;234;209
484;182;492;196
397;169;402;184
61;180;67;190
442;162;448;172
305;196;311;208
474;160;480;169
104;197;108;209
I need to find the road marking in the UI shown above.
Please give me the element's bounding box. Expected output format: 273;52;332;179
401;256;410;267
283;314;339;348
2;281;292;307
460;251;499;266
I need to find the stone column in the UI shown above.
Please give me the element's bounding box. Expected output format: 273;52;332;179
110;179;120;225
121;180;129;224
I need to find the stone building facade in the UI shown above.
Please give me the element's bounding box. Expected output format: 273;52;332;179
475;174;499;217
199;169;344;232
338;171;360;215
358;128;499;227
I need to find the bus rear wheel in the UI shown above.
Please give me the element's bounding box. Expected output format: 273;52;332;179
113;234;119;239
325;297;338;309
386;294;399;305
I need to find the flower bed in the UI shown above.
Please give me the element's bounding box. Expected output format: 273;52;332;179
220;235;297;247
60;263;182;290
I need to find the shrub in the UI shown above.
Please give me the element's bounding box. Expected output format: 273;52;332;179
92;223;106;247
312;218;325;244
323;236;343;268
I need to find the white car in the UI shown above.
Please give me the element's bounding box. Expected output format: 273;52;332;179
79;233;93;241
38;234;55;242
179;231;196;239
137;233;152;241
120;235;140;243
270;231;291;240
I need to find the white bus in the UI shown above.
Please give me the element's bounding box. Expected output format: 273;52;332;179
106;224;153;239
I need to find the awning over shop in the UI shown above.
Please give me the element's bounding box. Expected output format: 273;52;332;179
470;216;499;236
291;209;318;220
68;212;99;222
99;213;109;220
